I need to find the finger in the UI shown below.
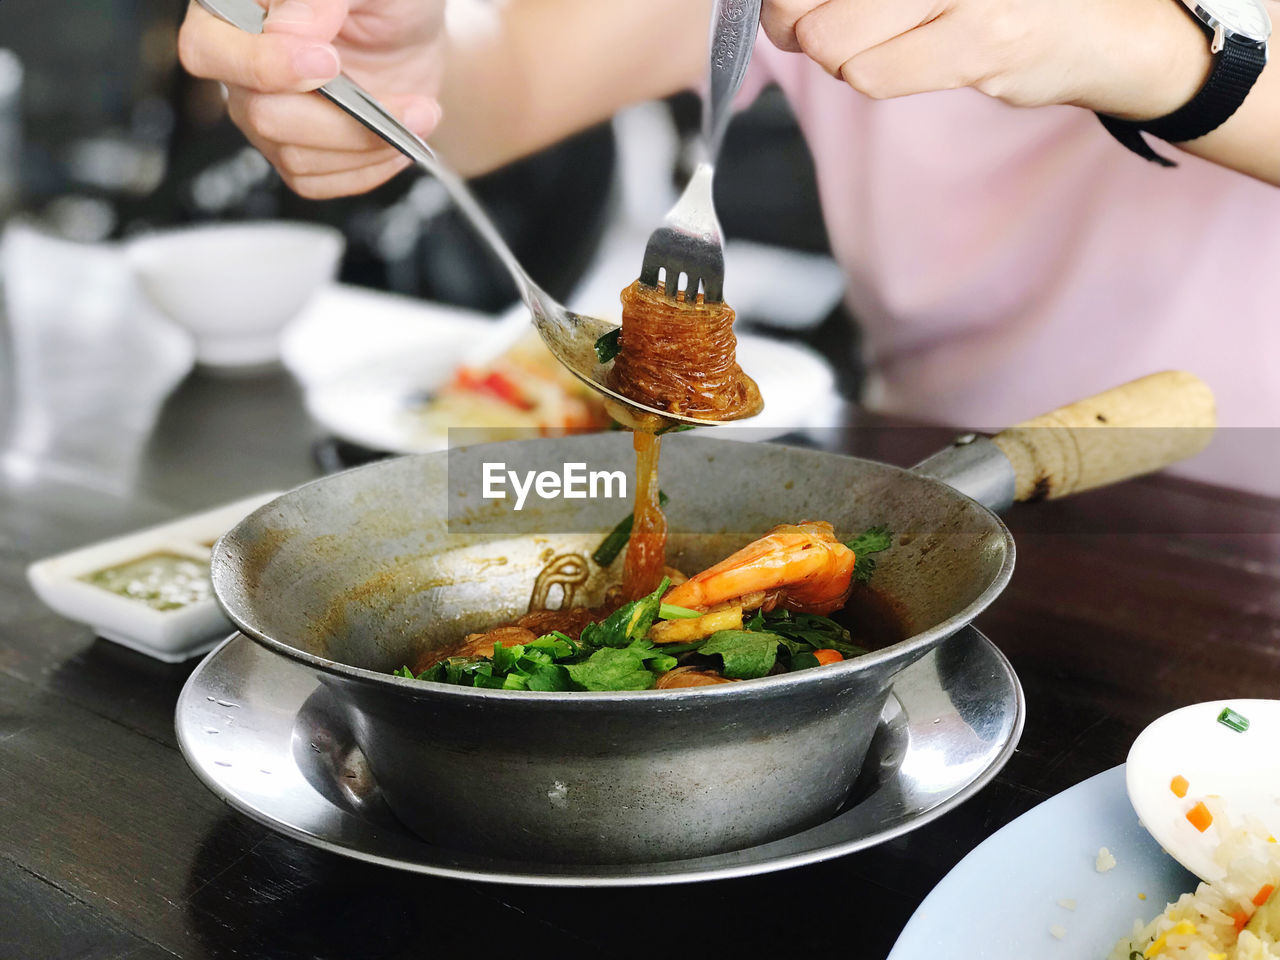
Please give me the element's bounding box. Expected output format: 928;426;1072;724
179;1;340;92
261;0;349;40
227;88;440;150
273;142;406;177
838;17;977;100
794;0;947;77
760;0;818;53
285;154;414;199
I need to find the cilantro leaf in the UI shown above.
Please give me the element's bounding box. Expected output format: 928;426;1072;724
846;525;893;554
564;646;656;691
594;328;621;363
698;630;784;680
527;632;578;658
845;525;893;584
491;641;523;675
520;658;572;691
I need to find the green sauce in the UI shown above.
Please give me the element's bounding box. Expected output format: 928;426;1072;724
80;552;212;611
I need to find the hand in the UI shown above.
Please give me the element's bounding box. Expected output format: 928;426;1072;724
759;0;1214;121
178;0;446;198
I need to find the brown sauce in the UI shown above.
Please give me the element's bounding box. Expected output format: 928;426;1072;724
620;430;667;600
830;583;908;653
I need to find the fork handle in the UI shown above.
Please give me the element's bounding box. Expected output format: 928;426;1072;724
705;0;764;160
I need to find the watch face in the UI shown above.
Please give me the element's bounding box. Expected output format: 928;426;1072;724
1192;0;1272;42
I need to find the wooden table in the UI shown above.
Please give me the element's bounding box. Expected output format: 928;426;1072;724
4;307;1280;958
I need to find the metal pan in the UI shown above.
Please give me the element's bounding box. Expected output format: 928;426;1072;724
210;371;1213;864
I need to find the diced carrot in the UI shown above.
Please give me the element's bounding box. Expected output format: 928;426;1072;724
1253;884;1275;907
1186;801;1213;833
1170;775;1189;798
812;649;843;666
1230;909;1249;933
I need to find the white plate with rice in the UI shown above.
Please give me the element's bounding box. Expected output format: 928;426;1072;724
891;759;1280;960
888;765;1193;959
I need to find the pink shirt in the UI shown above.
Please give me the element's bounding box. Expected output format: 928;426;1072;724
748;43;1280;494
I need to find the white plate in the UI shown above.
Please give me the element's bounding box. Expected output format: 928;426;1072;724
1127;699;1280;883
888;766;1197;960
27;492;281;661
282;284;843;454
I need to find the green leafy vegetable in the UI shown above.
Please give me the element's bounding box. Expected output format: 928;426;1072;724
563;638;676;691
754;609;868;659
655;423;696;436
845;525;894;584
517;656;573;692
594;328;621;363
788;651;822;672
591;492;670;566
565;647;655;691
391;666;416;679
698;630;784;680
580;577;669;649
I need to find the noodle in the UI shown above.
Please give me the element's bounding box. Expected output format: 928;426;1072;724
609;280;763;597
607;281;762;420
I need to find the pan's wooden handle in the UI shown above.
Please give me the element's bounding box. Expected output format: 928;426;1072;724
992;371;1215;502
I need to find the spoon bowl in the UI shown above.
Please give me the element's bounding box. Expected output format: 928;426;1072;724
1126;698;1280;883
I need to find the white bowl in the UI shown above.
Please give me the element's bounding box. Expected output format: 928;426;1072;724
126;222;344;368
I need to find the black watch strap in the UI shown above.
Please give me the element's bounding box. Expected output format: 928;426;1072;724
1098;33;1266;167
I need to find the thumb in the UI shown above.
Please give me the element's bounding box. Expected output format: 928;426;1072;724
262;0;349;42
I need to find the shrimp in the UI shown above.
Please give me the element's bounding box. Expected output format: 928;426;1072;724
662;520;856;616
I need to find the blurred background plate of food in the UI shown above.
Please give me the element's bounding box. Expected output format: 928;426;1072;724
282;282;842;455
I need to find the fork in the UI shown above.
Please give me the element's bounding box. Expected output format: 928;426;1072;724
638;0;763;304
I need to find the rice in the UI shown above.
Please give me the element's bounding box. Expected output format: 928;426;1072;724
1108;809;1280;960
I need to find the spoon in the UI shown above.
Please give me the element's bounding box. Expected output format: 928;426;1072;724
1126;698;1280;883
194;0;726;429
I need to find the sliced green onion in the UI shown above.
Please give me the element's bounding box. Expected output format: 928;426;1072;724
658;603;701;620
1217;707;1250;733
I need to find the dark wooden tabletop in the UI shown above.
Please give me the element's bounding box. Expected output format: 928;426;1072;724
3;293;1280;960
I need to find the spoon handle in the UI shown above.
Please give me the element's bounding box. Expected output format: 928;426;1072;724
704;0;763;161
193;0;538;304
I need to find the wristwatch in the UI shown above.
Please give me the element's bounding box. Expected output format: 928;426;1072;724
1098;0;1271;166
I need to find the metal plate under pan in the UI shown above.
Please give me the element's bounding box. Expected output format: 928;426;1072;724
176;626;1023;886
